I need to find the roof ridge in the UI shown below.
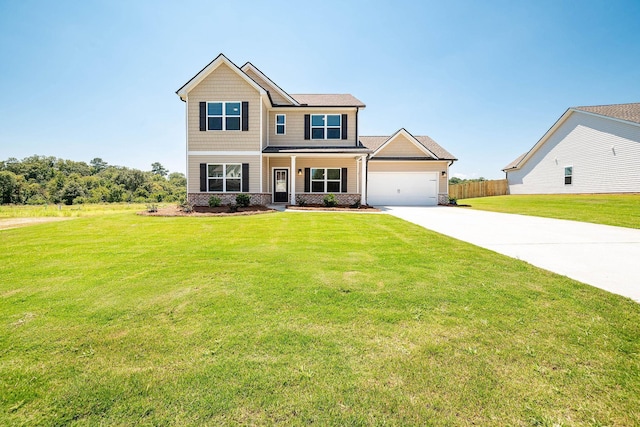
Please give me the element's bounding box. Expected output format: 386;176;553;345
573;102;640;109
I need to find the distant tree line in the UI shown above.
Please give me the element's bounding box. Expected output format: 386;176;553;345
0;156;186;205
448;177;487;185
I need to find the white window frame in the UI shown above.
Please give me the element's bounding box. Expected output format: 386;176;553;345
275;114;286;135
310;167;342;193
311;114;341;140
564;165;573;185
206;101;241;131
207;163;242;192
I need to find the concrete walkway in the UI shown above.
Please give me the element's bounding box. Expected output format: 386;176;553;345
384;206;640;302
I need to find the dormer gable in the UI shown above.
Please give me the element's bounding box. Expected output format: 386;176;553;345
241;62;299;106
370;128;439;159
176;53;267;101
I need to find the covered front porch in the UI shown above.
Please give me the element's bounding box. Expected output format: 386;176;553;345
262;147;369;205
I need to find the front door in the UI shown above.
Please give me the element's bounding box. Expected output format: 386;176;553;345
273;169;288;203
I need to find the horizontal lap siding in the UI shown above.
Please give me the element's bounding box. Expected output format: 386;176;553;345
268;110;357;146
243;69;292;105
188;155;261;193
376;134;429;157
368;161;449;192
264;157;359;194
187;63;261;151
509;113;640;194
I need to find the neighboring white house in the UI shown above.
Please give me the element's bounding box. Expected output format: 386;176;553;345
503;103;640;194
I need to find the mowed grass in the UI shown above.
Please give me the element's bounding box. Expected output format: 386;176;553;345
459;194;640;229
1;212;639;426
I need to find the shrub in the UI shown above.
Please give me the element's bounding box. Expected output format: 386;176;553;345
179;198;193;213
323;193;338;207
208;195;222;207
236;193;251;207
449;196;457;205
296;195;307;206
228;202;238;213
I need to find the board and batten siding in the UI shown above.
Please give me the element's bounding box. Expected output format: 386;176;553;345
368;160;449;193
376;134;430;157
188;155;261;194
268;110;357;147
187;63;262;152
508;112;640;194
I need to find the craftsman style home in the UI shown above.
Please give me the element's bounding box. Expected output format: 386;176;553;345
504;103;640;194
176;54;456;206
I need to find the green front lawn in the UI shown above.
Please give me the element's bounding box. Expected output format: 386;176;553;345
459;194;640;229
1;212;639;425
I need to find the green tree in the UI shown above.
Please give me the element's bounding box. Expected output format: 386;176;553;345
90;157;108;174
0;171;22;204
151;162;168;177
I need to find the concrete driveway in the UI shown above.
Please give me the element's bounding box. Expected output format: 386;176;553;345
384;206;640;303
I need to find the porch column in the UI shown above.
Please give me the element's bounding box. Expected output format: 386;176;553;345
360;155;367;205
290;155;296;205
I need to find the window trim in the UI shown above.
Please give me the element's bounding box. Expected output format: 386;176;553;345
207;163;242;192
310;167;342;193
206;101;242;131
275;114;286;135
310;114;341;140
564;165;573;185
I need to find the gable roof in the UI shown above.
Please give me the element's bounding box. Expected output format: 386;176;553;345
290;94;365;108
176;53;267;101
573;103;640;125
240;62;299;106
502;152;526;171
503;102;640;172
360;129;456;160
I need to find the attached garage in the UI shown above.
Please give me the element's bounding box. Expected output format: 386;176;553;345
367;171;438;206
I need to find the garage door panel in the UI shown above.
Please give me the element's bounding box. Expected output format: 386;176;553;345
368;172;438;206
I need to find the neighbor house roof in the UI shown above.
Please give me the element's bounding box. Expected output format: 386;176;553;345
290;94;366;108
360;131;456;160
502;152;527;171
573;103;640;125
503;102;640;172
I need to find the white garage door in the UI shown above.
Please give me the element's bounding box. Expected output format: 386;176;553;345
368;172;438;206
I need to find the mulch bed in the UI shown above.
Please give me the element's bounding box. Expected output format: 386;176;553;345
138;205;275;217
286;204;379;212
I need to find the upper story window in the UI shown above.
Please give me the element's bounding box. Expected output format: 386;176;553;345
207;102;241;131
208;163;241;192
564;166;572;185
276;114;286;135
311;114;341;139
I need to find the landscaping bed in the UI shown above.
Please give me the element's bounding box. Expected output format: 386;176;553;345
138;204;275;217
286;203;379;212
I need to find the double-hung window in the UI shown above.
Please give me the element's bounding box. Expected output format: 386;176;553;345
311;114;341;139
208;164;241;192
207;102;241;131
564;166;572;185
275;114;286;134
311;168;341;192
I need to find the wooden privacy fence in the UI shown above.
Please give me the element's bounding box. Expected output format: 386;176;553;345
449;179;508;200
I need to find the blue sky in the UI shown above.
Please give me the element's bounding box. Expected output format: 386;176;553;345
1;0;639;179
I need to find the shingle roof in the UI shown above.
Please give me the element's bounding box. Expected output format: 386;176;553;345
502;152;526;171
263;146;370;154
290;94;365;107
360;135;456;160
573;103;640;124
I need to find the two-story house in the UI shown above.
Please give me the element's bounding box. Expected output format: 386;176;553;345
176;54;456;206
